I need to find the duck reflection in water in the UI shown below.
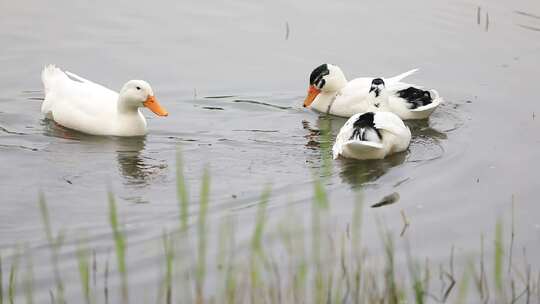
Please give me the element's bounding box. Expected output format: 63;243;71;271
407;119;447;141
338;152;407;188
43;119;166;186
115;137;167;186
303;114;447;188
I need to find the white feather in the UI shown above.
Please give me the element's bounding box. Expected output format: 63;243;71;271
332;112;411;160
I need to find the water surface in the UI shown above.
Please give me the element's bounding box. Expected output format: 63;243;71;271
1;0;540;301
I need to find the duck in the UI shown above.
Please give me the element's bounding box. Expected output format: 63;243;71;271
332;111;411;160
41;65;168;136
302;64;442;120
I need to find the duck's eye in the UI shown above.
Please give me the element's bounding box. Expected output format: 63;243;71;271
315;78;325;89
136;86;141;90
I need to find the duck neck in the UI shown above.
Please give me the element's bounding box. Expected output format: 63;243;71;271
117;96;141;116
312;89;341;113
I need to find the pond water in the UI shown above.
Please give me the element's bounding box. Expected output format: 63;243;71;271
1;0;540;302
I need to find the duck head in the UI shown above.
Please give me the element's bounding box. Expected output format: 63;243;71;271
119;80;168;116
369;78;385;98
303;64;347;107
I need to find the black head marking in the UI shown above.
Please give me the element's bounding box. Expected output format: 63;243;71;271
309;64;330;89
369;78;385;97
371;78;385;86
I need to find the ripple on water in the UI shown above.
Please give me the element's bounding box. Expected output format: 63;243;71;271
406;101;467;163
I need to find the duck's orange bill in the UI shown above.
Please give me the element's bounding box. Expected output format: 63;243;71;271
303;85;320;107
143;95;169;116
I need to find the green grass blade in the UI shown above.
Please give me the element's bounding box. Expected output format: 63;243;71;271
455;267;470;304
108;192;128;304
313;177;329;210
383;233;398;304
38;193;65;304
494;219;504;295
251;186;271;253
311;177;329;304
318;116;333;178
23;247;34;304
250;185;271;286
224;217;237;304
196;167;210;302
8;250;19;304
161;230;174;304
76;239;91;304
176;150;189;232
8;264;15;304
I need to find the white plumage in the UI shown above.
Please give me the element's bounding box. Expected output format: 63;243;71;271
41;65;168;137
332;111;411;160
303;64;442;120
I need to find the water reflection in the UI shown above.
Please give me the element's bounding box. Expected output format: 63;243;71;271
302;114;449;189
42;118;87;140
337;119;448;188
115;137;167;186
42;119;166;186
302;115;347;150
337;152;407;188
406;119;447;141
302;115;347;176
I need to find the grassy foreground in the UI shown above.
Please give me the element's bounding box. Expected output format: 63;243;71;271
0;157;538;304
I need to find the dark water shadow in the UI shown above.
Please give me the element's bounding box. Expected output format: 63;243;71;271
42;119;94;141
406;119;448;141
337;152;407;189
115;138;167;187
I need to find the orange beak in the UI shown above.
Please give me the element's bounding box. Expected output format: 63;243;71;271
143;95;168;117
303;85;320;107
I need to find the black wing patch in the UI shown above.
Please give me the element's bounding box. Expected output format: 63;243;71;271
396;87;433;109
350;112;382;141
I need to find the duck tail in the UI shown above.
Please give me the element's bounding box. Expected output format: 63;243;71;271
41;64;66;95
387;68;419;83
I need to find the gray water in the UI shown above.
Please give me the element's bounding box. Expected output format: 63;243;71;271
1;0;540;301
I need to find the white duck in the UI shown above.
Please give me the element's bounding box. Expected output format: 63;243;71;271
302;64;442;120
41;65;168;136
332;111;411;160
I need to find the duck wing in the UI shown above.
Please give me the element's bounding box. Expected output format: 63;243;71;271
372;111;409;135
333;112;384;159
41;65;119;127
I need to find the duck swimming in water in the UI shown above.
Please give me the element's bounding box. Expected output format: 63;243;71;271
302;64;442;119
332;111;411;160
41;65;168;136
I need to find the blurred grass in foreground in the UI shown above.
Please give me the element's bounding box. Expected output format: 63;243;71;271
0;158;538;304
